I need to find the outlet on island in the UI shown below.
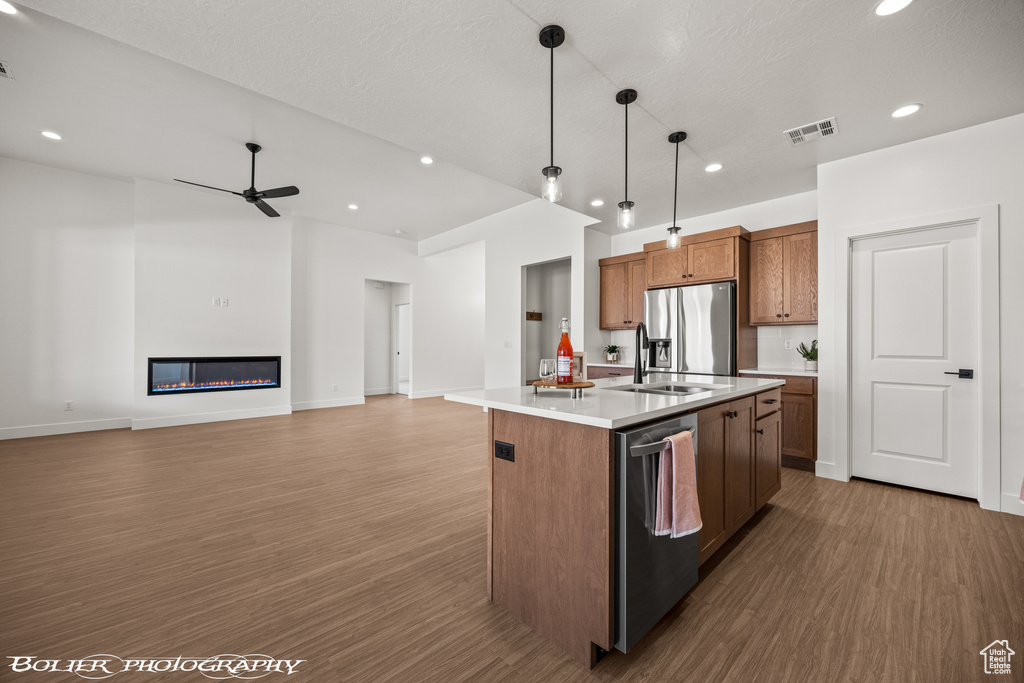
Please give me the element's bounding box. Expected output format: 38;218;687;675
494;441;515;463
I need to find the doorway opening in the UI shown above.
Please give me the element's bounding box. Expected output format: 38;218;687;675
363;280;411;398
521;258;571;386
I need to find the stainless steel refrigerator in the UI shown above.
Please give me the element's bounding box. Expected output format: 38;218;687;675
643;281;736;376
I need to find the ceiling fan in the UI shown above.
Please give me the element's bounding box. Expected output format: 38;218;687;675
174;142;299;217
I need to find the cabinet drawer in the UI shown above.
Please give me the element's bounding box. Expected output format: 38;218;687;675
755;388;782;417
780;377;814;395
587;366;630;379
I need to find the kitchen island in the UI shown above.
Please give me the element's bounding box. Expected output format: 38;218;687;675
445;374;785;668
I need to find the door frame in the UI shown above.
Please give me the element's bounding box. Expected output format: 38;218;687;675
392;302;410;396
831;204;1000;510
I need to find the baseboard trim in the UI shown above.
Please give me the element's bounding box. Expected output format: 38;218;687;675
1001;492;1024;517
363;388;393;397
131;405;292;430
291;398;365;411
814;460;844;481
0;417;132;440
412;386;484;400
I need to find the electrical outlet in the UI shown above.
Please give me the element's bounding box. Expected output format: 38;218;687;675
784;339;793;350
332;384;339;392
503;341;514;348
494;441;514;462
64;400;74;411
221;298;229;307
212;297;221;306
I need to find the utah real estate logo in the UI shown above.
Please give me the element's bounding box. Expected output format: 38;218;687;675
980;640;1015;675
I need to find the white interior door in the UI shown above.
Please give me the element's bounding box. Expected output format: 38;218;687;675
850;222;979;498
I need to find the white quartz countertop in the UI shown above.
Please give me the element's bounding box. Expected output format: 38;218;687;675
445;373;785;430
738;367;818;378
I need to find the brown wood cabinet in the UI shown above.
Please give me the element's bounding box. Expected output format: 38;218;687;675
646;236;737;288
697;395;756;565
755;409;782;509
586;365;630;380
749;222;818;324
598;253;646;330
746;374;817;469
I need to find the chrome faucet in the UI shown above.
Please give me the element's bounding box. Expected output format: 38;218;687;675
634;322;649;384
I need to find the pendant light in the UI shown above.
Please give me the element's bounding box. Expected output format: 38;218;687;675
666;131;688;249
616;89;637;230
539;25;565;202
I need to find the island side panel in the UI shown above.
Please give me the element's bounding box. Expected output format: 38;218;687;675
489;409;615;668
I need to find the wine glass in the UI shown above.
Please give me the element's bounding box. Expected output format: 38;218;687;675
539;359;556;382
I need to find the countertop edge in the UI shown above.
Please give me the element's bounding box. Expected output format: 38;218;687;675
738;367;818;378
445;377;786;430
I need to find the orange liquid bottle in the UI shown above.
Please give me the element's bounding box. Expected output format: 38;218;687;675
556;317;574;384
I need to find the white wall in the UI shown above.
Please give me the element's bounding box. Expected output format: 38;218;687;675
132;180;292;428
364;281;393;395
292;218;484;408
584;228;612;366
817;113;1024;516
0;158;135;438
522;258;571;384
419;199;592;389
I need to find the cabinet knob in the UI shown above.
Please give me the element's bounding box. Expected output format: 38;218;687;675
784;313;790;318
756;428;764;435
776;314;782;318
726;410;738;418
764;399;778;404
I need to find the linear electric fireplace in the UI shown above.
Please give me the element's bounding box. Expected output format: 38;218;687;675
148;356;281;395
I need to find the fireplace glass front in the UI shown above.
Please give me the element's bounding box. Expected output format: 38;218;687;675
148;356;281;395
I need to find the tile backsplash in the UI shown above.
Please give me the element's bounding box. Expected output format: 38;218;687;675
755;325;818;370
600;324;818;371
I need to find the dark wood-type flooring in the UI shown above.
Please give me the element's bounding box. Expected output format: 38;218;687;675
2;395;1022;681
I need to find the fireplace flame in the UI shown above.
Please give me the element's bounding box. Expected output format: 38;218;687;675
152;378;278;392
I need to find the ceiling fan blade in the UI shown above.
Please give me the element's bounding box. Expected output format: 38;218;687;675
253;199;280;218
174;179;244;196
257;185;300;199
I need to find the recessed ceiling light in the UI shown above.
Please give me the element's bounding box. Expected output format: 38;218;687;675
0;1;18;15
590;199;604;207
420;156;433;165
705;163;723;173
41;131;62;140
891;103;922;118
348;204;358;210
875;0;913;16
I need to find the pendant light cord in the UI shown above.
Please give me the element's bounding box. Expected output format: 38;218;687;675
624;101;629;201
549;45;554;168
672;139;679;225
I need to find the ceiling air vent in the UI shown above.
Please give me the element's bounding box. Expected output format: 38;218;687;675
0;60;13;80
784;117;838;145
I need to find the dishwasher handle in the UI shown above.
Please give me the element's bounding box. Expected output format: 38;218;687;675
629;427;694;457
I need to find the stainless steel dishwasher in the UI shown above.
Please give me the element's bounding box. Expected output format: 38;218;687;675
614;412;699;653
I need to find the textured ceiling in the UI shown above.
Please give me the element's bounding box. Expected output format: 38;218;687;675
4;0;1024;238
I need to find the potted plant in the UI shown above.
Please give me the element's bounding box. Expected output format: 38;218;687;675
797;340;818;372
602;344;621;363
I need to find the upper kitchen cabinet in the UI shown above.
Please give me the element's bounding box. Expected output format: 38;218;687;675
599;253;646;330
645;226;749;288
749;221;818;325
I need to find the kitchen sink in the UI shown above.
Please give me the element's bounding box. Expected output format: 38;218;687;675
605;381;723;397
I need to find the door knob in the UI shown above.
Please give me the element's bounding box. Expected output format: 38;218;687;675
944;369;974;379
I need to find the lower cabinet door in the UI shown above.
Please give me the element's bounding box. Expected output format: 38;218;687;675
696;406;726;565
782;392;815;461
724;397;755;533
755;410;782;509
